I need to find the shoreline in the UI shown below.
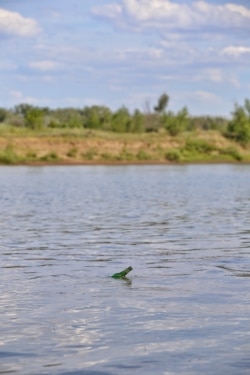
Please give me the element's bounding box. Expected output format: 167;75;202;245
1;159;249;167
1;129;250;165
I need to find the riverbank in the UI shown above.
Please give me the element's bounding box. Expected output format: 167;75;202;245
0;126;249;165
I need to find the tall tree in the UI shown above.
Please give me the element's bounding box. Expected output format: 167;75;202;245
154;93;169;114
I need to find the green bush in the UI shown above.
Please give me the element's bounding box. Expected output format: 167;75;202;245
26;151;37;160
136;149;151;160
40;152;59;162
163;107;190;136
67;147;78;157
25;108;44;129
227;100;250;144
0;108;7;122
165;149;181;162
184;139;215;153
100;152;115;161
219;147;242;161
118;148;134;160
82;149;96;160
0;145;21;164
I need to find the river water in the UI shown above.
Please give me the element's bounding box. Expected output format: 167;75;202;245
0;165;249;375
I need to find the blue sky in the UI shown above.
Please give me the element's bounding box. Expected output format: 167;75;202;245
0;0;250;116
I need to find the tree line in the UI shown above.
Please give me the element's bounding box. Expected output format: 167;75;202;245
0;93;250;144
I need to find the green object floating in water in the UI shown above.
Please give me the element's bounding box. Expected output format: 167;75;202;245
112;266;133;279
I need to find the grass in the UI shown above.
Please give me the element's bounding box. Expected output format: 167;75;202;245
39;152;60;162
0;144;22;164
136;149;152;160
67;147;78;158
165;149;181;162
0;125;249;164
81;148;96;160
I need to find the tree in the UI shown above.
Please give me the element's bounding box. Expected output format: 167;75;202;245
163;107;190;136
82;106;112;130
154;93;169;114
14;103;34;116
131;109;145;132
227;100;250;144
111;106;131;132
0;108;7;122
25;107;44;129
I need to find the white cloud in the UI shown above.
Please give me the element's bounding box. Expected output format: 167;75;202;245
10;90;37;104
203;69;224;83
221;46;250;57
93;3;122;20
193;69;241;88
29;60;59;71
194;90;222;103
92;0;250;30
0;8;40;36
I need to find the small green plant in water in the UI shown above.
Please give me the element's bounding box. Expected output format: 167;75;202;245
112;266;133;279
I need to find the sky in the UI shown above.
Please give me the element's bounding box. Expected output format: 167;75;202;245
0;0;250;117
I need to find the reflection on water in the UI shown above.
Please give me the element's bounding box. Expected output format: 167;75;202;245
0;165;250;375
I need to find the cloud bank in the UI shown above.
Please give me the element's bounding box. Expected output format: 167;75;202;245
92;0;250;31
0;8;40;36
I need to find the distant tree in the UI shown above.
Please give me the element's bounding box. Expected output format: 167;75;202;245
154;93;169;114
227;100;250;144
92;106;112;130
14;103;49;118
244;99;250;117
14;103;34;117
82;106;112;130
143;98;152;115
0;108;7;122
25;107;44;129
82;106;99;129
111;106;131;132
131;109;145;132
51;108;83;128
163;107;189;136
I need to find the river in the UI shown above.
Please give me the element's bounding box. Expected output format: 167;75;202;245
0;165;250;374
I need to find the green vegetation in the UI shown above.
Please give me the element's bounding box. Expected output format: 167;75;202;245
39;152;60;162
226;100;250;145
0;144;22;164
0;93;250;164
67;147;78;158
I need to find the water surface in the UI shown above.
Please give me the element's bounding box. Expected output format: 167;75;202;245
0;165;250;374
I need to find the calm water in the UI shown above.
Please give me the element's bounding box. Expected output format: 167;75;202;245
0;165;250;375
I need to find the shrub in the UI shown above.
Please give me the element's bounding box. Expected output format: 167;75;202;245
0;108;7;122
136;149;151;160
67;147;78;158
82;149;96;160
118;148;134;160
184;139;215;153
26;151;37;160
165;149;181;162
227;100;250;145
40;152;59;162
100;152;114;161
0;145;20;164
219;147;242;161
25;108;44;129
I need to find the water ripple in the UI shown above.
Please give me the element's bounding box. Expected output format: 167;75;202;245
0;165;250;374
